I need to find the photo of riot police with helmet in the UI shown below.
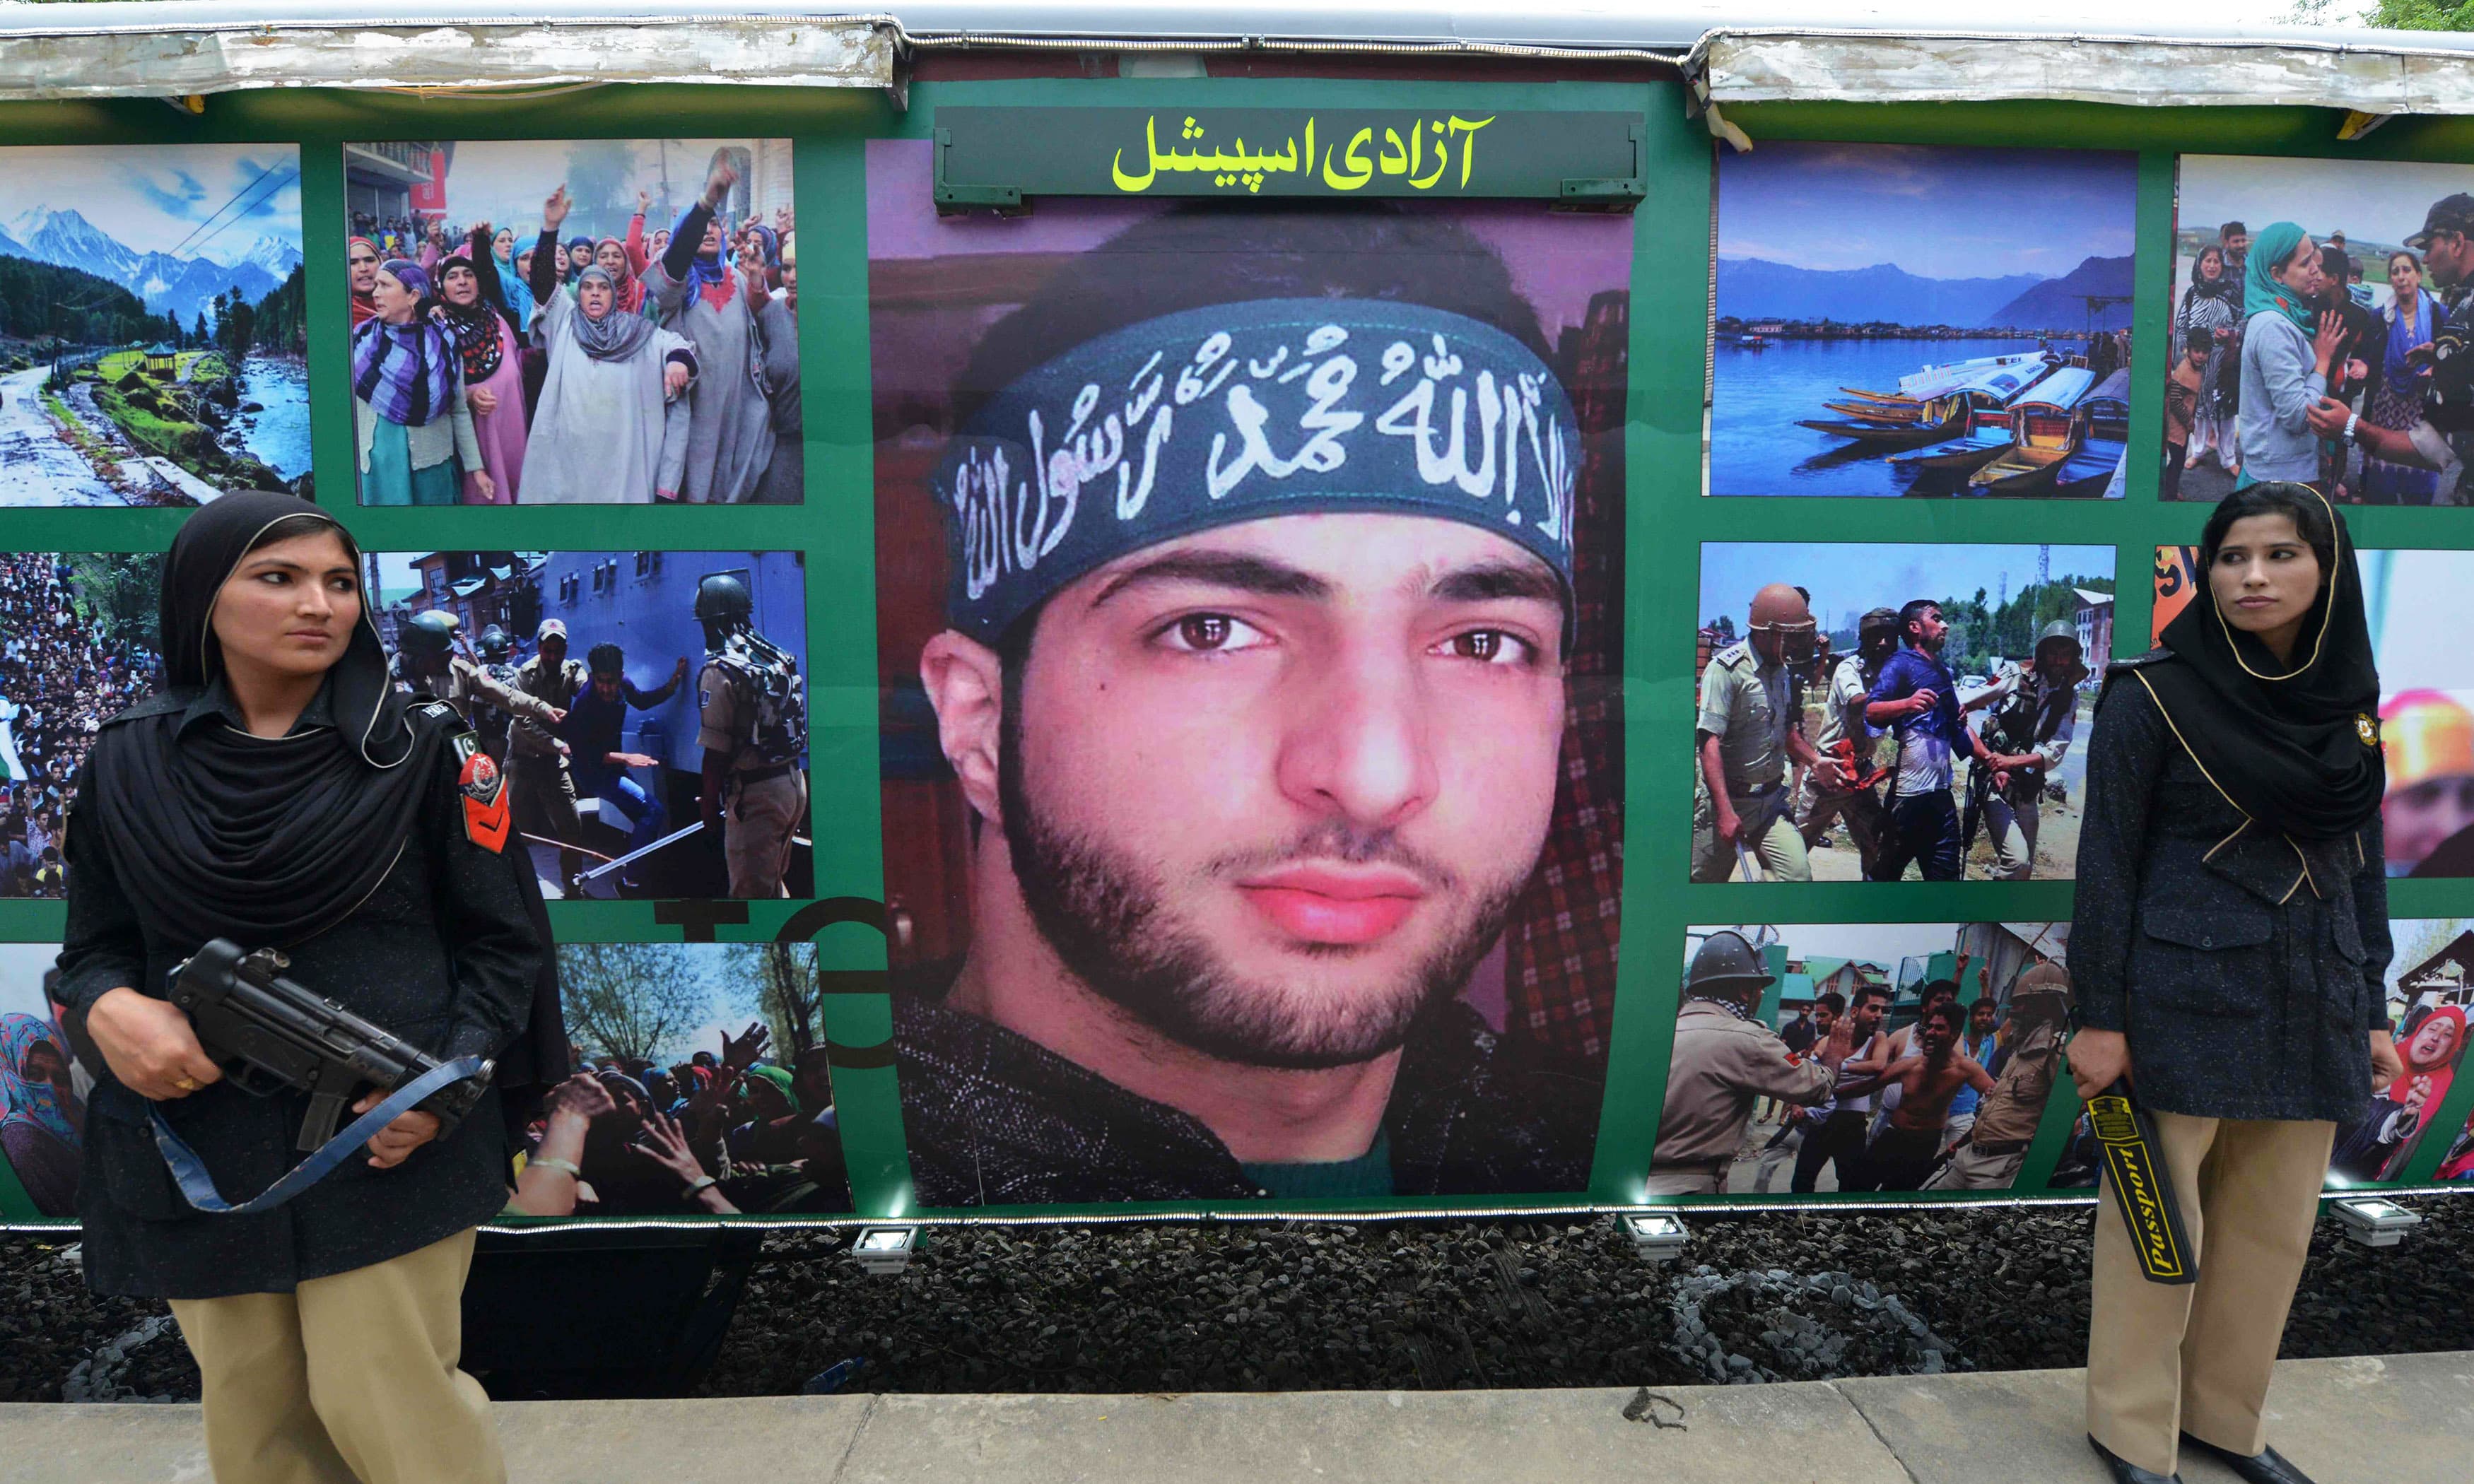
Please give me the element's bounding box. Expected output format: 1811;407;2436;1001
1652;922;2072;1196
1694;543;2114;882
370;549;809;900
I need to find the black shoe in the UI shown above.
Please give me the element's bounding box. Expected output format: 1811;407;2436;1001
2181;1434;2316;1484
2088;1435;2181;1484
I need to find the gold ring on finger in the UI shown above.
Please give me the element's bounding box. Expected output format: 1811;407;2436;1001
173;1076;201;1092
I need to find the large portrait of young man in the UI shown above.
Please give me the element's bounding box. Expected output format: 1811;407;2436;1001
867;140;1632;1206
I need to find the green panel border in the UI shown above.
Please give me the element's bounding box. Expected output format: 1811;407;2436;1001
6;82;2474;1223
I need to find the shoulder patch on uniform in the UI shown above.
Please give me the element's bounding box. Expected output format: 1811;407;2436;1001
2109;648;2172;671
454;731;510;852
1713;640;1752;668
418;700;457;719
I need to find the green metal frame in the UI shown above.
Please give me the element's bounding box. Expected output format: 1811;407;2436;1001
1;78;2468;1224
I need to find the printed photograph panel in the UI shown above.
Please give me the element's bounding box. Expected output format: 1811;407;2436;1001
1710;142;2136;500
867;137;1631;1206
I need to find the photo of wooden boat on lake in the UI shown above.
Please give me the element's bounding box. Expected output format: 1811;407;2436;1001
1708;142;2137;498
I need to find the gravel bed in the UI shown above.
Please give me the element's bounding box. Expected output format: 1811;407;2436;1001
4;1196;2466;1403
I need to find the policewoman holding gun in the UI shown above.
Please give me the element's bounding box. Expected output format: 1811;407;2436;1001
55;492;545;1484
2069;482;2403;1484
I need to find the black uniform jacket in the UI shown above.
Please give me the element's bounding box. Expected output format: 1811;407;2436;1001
55;684;540;1299
2071;655;2391;1124
892;988;1604;1207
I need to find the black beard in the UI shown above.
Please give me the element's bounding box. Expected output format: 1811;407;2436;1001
995;701;1523;1071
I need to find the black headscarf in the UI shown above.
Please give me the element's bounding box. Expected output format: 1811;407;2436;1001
82;491;447;950
2138;483;2385;840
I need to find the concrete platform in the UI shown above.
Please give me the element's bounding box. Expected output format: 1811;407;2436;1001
1;1352;2466;1483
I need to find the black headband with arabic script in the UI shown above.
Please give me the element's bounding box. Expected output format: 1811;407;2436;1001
933;297;1581;644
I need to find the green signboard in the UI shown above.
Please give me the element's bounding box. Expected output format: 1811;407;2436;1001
932;106;1647;209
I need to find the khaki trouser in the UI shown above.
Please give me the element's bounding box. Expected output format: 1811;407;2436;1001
1641;1164;1728;1196
726;769;807;899
1921;1138;2024;1191
168;1228;503;1484
1690;784;1811;883
2086;1112;2334;1476
1983;793;2040;881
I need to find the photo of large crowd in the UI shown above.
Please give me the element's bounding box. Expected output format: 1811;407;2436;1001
345;138;800;504
1652;922;2071;1196
2170;155;2474;505
508;943;850;1218
0;943;81;1220
2157;545;2474;879
1694;543;2114;882
1;550;162;898
368;548;811;900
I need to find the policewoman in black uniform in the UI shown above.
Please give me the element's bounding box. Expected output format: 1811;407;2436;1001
2070;482;2403;1484
56;492;546;1484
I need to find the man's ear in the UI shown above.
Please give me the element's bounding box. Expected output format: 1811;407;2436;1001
920;629;1005;823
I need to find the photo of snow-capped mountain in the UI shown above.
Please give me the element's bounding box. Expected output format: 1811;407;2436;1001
1;206;301;325
0;143;305;508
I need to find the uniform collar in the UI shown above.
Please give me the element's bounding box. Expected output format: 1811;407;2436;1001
177;671;339;738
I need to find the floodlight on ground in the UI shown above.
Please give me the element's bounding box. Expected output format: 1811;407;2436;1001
2328;1196;2420;1249
1623;1212;1690;1263
850;1224;921;1275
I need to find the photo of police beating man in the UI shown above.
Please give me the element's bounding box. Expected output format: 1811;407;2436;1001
1695;543;2115;881
1652;922;2072;1196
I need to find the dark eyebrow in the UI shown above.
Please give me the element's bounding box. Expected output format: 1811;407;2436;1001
1431;558;1564;606
1087;552;1330;609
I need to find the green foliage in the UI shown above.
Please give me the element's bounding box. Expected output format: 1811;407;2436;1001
0;254;155;345
729;941;823;1059
2368;0;2474;29
1931;575;2114;677
562;941;715;1064
62;552;162;655
247;262;307;355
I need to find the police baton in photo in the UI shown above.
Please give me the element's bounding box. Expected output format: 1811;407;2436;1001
1651;922;2071;1196
867;137;1631;1206
344;138;799;505
1694;543;2114;883
0;143;306;507
1709;142;2136;499
2168;155;2474;507
368;549;809;900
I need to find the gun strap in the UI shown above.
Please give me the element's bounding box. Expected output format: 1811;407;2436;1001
150;1056;487;1216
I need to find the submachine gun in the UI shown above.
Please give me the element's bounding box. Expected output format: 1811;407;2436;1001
139;939;495;1216
168;938;491;1153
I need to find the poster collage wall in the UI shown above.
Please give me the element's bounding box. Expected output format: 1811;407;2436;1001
2;121;2471;1225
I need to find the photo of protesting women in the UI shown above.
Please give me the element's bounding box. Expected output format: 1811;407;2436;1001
1;552;163;899
2157;545;2474;878
1696;543;2114;882
1652;923;2070;1196
2171;155;2474;505
344;138;799;504
0;944;82;1219
508;943;850;1219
